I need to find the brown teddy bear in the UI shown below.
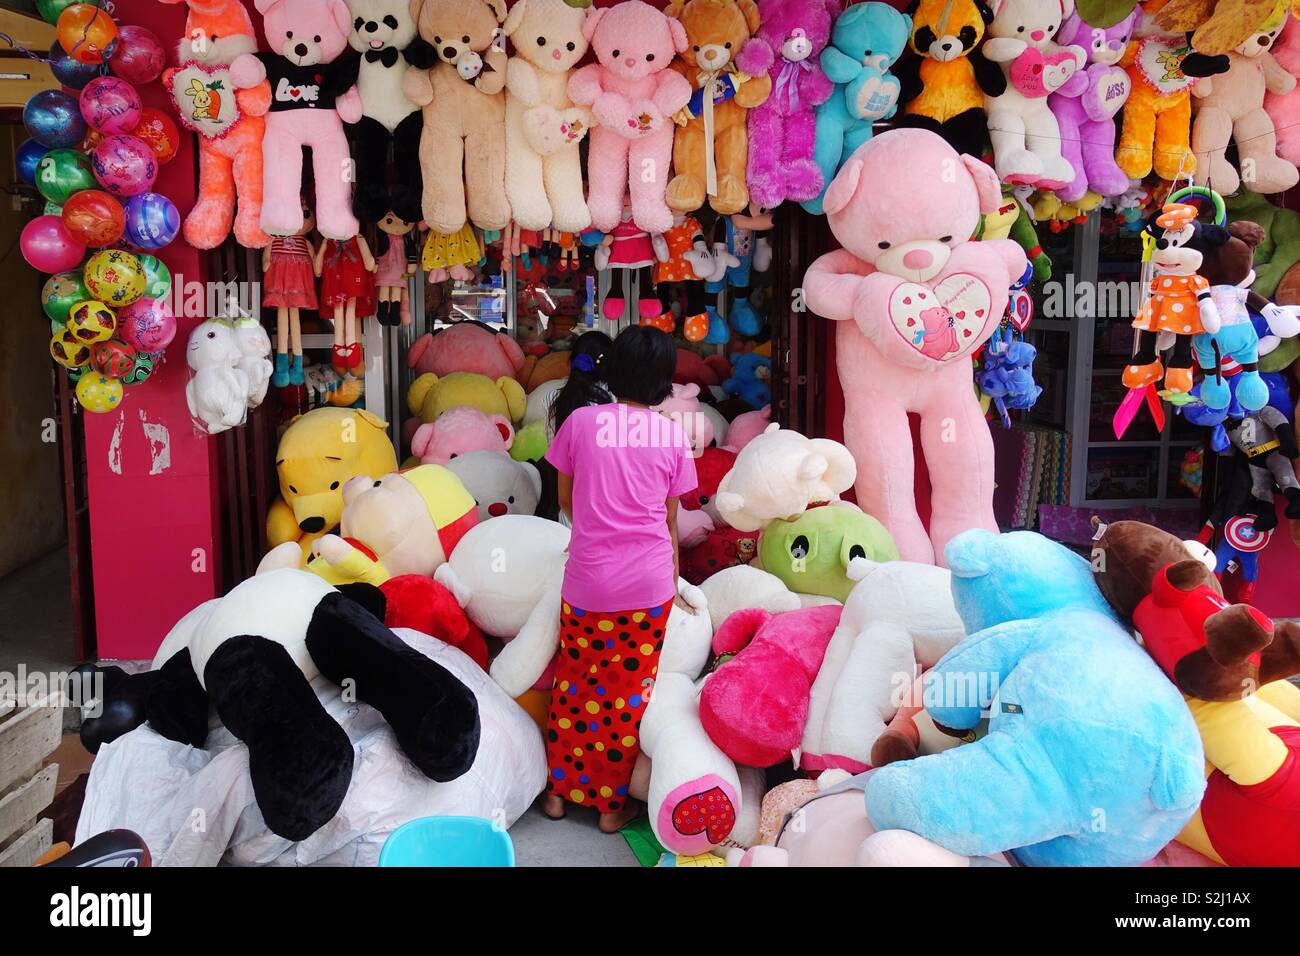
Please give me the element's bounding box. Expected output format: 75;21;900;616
664;0;772;215
1090;518;1300;700
403;0;512;235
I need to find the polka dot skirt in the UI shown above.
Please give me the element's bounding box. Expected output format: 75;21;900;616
545;598;671;813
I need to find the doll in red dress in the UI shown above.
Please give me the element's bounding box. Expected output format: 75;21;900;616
596;196;662;324
315;233;376;376
262;199;318;397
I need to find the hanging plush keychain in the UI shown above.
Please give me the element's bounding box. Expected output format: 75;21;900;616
977;261;1041;426
1114;186;1226;439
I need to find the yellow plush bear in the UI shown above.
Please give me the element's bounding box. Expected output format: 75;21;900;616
406;370;527;424
266;407;399;561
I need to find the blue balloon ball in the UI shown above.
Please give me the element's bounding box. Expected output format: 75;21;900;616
48;41;103;90
16;139;49;186
23;89;87;149
124;192;180;250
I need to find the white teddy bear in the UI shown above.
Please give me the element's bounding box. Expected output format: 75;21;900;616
233;317;273;409
185;320;250;434
714;425;857;533
445;450;543;520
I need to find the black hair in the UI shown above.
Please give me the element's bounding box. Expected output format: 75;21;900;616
604;325;676;407
550;330;613;433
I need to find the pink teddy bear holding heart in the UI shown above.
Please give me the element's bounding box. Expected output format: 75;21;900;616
803;128;1027;566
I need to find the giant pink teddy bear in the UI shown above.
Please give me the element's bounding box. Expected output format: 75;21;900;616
803;128;1027;566
567;1;692;234
411;407;514;466
743;0;838;209
231;0;362;240
1266;13;1300;166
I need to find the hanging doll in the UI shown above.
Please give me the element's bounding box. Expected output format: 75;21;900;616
649;212;712;341
374;212;421;326
263;198;318;396
314;232;376;376
1124;202;1224;397
596;196;662;324
423;225;483;284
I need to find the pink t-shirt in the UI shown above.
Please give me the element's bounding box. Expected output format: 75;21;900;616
546;403;698;612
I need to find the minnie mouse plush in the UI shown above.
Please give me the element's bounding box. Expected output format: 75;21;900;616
231;0;363;240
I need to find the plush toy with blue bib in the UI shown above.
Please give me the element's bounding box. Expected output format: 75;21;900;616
864;529;1205;867
801;2;910;216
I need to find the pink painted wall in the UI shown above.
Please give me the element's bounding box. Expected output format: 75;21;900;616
84;1;220;659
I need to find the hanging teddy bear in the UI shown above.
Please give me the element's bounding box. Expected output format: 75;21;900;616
403;0;512;235
568;0;693;234
1189;6;1298;195
230;0;363;241
346;0;434;224
664;0;773;216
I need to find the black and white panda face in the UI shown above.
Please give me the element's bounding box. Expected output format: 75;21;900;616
347;0;416;54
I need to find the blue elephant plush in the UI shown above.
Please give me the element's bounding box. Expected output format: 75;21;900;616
801;2;911;216
866;529;1205;867
722;353;772;409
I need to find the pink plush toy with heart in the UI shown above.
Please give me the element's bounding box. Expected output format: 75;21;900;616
567;0;692;234
803;128;1026;565
410;406;514;465
230;0;363;240
1049;8;1140;202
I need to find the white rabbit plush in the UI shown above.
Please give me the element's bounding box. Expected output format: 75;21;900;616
233;317;273;408
186;320;250;434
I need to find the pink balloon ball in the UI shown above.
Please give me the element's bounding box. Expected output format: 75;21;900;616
116;296;176;353
91;133;157;197
108;26;166;85
80;76;143;135
21;215;86;272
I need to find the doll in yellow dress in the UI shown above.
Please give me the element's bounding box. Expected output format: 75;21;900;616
423;223;482;283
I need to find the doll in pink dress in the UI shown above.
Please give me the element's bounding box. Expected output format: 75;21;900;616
262;200;318;391
314;233;376;376
595;197;662;323
374;211;420;327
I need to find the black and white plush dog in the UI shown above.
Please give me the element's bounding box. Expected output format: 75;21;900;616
346;0;434;223
80;570;480;841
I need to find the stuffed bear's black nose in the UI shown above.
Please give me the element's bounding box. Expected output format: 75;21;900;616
294;42;309;57
443;45;457;58
299;516;325;533
365;20;378;32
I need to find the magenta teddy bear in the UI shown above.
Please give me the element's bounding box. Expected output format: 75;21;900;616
1048;8;1139;202
411;406;514;465
803;128;1027;565
699;604;842;768
742;0;839;208
231;0;362;240
567;0;692;234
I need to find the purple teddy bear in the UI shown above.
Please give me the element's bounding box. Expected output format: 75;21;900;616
741;0;839;208
1049;9;1141;203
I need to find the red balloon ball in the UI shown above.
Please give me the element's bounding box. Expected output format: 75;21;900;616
21;215;86;272
108;25;165;85
92;338;137;379
116;296;176;353
61;188;126;247
130;107;180;165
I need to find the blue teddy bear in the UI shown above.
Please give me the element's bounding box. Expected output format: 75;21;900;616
866;529;1205;867
802;2;911;216
722;353;771;409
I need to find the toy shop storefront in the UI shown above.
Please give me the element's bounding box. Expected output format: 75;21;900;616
6;0;1300;875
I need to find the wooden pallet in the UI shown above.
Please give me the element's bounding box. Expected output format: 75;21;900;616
0;694;64;867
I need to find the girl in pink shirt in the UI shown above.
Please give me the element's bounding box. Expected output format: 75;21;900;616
542;327;698;831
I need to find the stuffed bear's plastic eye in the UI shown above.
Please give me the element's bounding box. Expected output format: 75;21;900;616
383;15;398;28
286;30;293;38
699;495;710;505
537;36;546;46
566;41;575;51
693;45;700;51
878;241;891;250
354;17;363;30
373;480;381;488
313;35;321;42
434;35;442;43
940;235;952;243
612;49;620;57
508;496;515;504
289;485;299;494
330;481;339;490
724;42;731;49
646;53;654;61
462;35;470;43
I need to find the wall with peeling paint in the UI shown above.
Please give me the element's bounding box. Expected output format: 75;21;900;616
0;129;65;579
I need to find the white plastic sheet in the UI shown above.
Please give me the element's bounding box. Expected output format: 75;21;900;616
76;630;545;866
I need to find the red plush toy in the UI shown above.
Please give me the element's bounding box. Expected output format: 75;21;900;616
678;446;736;548
379;574;488;670
681;527;758;585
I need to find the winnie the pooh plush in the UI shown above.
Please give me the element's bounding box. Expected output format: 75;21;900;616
266;407;399;560
1091;518;1300;866
502;0;593;233
403;0;512;234
663;0;772;216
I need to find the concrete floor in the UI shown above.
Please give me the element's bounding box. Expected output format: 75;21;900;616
509;800;640;867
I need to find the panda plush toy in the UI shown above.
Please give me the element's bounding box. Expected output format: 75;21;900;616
80;570;480;841
347;0;434;223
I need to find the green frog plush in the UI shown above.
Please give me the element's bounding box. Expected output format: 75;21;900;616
758;504;899;602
